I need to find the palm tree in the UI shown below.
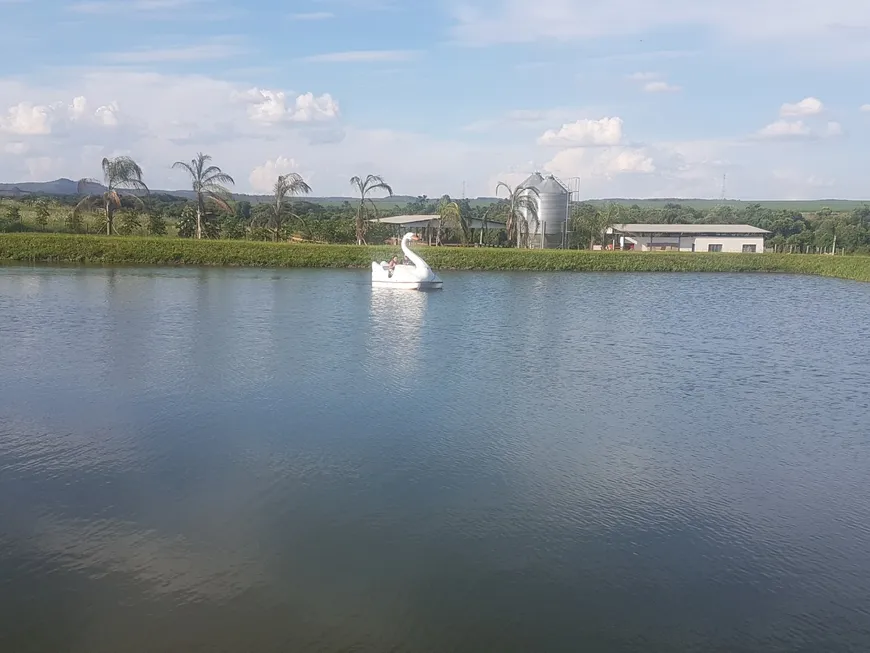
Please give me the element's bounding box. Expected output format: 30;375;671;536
171;152;234;239
256;173;312;242
495;181;539;248
75;156;148;235
437;195;465;245
350;174;393;245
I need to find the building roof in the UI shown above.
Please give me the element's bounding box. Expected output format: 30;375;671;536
608;223;770;235
368;215;437;226
368;215;505;230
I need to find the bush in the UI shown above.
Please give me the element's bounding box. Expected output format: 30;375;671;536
64;211;83;233
147;212;168;236
1;233;869;283
115;211;142;236
34;200;50;229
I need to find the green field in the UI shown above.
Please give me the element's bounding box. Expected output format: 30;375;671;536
337;198;869;212
583;199;870;212
2;233;869;283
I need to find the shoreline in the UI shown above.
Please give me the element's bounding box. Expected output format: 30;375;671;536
2;233;869;282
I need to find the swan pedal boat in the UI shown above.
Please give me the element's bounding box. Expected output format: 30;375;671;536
372;232;443;290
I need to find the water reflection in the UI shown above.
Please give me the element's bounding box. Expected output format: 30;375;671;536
3;267;870;652
368;288;429;378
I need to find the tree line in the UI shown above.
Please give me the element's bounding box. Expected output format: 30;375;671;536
1;153;869;253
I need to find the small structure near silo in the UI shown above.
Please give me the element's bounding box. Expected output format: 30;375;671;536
518;171;572;248
606;224;770;253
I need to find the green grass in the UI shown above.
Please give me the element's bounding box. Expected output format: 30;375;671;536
2;233;869;282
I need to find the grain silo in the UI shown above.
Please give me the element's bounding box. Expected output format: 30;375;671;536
522;174;569;248
517;172;544;247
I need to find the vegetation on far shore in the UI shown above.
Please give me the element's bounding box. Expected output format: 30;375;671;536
2;233;870;283
1;153;870;255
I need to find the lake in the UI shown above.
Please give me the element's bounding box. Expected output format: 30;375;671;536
2;265;870;653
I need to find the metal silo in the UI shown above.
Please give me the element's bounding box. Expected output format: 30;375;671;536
517;172;543;247
535;175;570;248
519;172;544;190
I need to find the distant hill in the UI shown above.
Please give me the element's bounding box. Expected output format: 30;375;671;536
1;179;867;212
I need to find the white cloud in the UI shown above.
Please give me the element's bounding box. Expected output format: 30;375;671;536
538;117;623;146
249;156;307;192
95;101;120;126
825;121;843;136
0;68;860;200
757;119;811;138
545;146;655;180
779;96;824;116
0;96;121;135
0;102;53;135
861;104;870;112
644;81;681;92
755;117;843;140
625;71;681;92
235;88;340;124
299;50;419;62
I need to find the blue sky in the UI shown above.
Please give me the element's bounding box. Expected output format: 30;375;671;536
1;0;869;198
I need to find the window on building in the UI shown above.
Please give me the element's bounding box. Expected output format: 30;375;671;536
708;244;723;252
742;244;756;253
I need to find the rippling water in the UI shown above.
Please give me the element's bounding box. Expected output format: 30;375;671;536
2;265;870;652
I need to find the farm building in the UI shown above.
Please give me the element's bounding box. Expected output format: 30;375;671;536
606;224;770;253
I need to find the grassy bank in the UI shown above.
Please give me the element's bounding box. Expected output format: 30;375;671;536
2;233;870;282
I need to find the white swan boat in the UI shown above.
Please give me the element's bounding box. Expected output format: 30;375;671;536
372;232;443;290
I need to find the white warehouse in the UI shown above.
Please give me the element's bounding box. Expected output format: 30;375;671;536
606;224;770;253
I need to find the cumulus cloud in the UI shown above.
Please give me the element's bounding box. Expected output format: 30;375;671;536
545;146;655;180
0;96;120;135
249;156;308;192
757;119;811;138
755;117;842;140
0;68;857;199
779;96;824;116
538;117;623;146
0;102;53;135
234;88;340;124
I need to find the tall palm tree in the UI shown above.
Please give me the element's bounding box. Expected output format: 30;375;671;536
75;156;148;235
495;181;539;248
350;174;393;245
437;195;465;245
171;152;234;239
256;173;312;242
